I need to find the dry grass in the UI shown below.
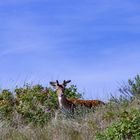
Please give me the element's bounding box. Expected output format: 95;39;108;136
0;98;140;140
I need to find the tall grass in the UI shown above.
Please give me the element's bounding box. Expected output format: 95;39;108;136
1;98;140;140
0;75;140;140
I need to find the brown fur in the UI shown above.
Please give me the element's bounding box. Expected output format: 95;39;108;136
50;80;105;112
68;99;105;108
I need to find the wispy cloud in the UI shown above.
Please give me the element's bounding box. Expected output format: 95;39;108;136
0;0;140;100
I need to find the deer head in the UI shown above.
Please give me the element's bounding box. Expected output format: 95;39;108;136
50;80;71;97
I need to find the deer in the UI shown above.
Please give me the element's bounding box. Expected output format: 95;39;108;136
50;80;105;117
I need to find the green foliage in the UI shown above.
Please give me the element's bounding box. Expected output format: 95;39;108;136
0;90;14;119
64;85;82;99
96;75;140;140
119;75;140;99
14;84;81;126
96;109;140;140
128;75;140;97
0;83;82;126
1;75;140;139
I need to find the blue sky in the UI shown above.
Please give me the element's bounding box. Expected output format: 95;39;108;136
0;0;140;101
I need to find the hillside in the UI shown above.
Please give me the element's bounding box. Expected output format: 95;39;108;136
0;75;140;140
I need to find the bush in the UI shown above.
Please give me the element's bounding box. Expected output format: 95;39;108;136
96;109;140;140
1;75;140;139
119;75;140;99
0;90;14;119
0;83;82;126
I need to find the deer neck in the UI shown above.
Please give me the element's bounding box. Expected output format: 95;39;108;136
56;89;74;112
56;89;65;108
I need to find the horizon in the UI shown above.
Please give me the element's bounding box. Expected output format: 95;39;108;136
0;0;140;101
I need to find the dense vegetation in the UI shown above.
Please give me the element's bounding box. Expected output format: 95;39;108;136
0;75;140;140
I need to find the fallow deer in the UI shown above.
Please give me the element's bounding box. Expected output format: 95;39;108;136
50;80;105;114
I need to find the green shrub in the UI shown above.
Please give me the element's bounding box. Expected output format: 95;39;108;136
0;83;82;126
96;109;140;140
64;85;83;99
0;90;14;119
119;75;140;99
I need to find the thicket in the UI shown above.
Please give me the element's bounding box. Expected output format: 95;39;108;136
0;84;81;126
96;75;140;140
0;75;140;140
